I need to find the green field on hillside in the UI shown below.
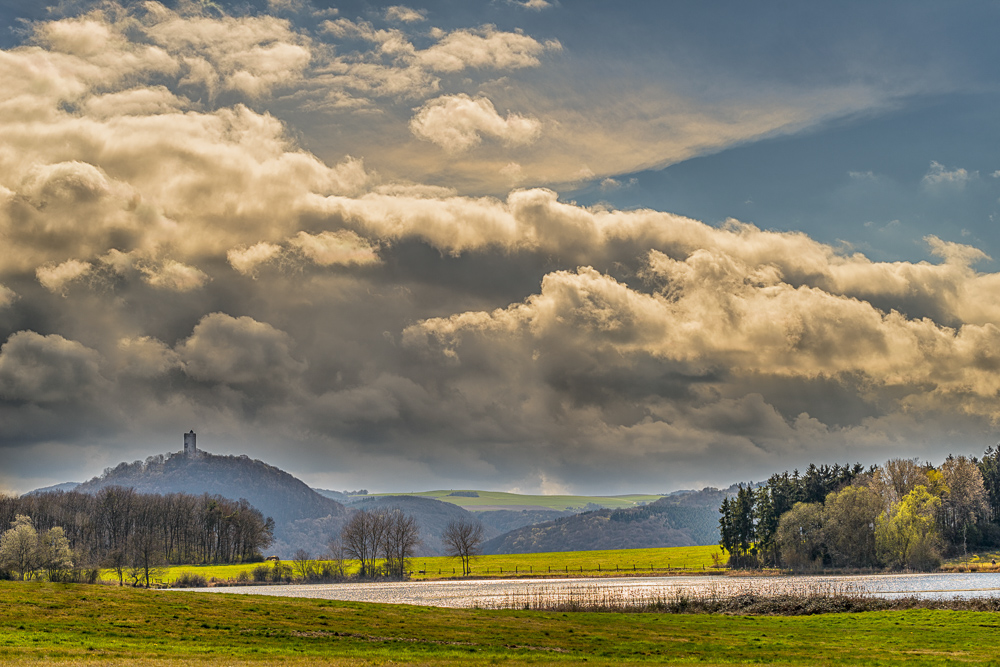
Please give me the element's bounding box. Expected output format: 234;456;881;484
110;544;724;585
373;489;664;511
3;582;1000;665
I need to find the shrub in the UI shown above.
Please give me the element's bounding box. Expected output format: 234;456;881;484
237;570;250;583
65;567;101;584
319;562;342;580
252;564;271;582
172;572;209;588
271;562;292;583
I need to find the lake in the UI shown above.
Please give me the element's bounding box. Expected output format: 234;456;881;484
175;572;1000;608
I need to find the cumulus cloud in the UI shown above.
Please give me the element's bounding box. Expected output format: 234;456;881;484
36;260;93;294
922;161;977;190
83;87;190;118
509;0;554;10
0;332;105;404
410;94;542;152
141;260;210;292
288;230;380;267
0;285;15;308
384;6;427;23
228;230;379;275
177;313;305;386
313;18;557;106
227;242;284;276
402;249;1000;480
308;186;999;324
115;336;181;378
415;26;559;72
21;3;311;104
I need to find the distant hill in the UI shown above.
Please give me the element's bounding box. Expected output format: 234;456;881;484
347;495;501;556
75;452;349;558
482;487;729;554
312;488;350;503
22;482;80;496
374;490;664;512
476;509;573;534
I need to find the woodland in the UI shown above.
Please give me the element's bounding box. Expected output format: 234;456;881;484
719;449;1000;570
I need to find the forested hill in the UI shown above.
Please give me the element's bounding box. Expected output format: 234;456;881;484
482;487;730;554
75;452;350;557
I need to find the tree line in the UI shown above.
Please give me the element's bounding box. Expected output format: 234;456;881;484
0;487;273;585
719;452;998;571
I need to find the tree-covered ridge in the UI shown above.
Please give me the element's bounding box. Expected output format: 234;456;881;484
75;451;350;558
0;487;274;585
720;453;997;570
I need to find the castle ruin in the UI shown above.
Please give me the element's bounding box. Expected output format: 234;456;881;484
183;430;198;458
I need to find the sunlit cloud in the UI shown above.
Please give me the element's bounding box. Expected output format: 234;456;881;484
0;0;997;494
922;161;977;191
410;94;542;152
384;6;427;23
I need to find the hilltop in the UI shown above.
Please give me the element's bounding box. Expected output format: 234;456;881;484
75;451;349;558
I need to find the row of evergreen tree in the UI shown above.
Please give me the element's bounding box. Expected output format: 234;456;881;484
720;450;1000;571
0;486;274;584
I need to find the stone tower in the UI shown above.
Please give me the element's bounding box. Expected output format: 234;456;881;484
184;430;197;458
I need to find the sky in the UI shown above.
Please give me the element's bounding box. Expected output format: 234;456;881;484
1;0;999;495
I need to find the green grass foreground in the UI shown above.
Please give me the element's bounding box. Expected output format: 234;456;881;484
3;582;1000;666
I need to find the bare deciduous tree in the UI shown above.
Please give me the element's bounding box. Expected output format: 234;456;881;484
870;458;929;511
382;509;420;579
292;549;314;581
939;455;990;555
341;509;382;577
326;537;347;580
442;519;484;576
341;507;420;579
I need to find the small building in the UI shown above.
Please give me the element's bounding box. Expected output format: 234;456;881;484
184;430;198;458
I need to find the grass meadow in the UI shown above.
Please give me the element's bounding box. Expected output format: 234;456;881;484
5;581;1000;666
135;545;725;585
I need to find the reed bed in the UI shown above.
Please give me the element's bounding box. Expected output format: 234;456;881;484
940;561;1000;573
482;580;1000;615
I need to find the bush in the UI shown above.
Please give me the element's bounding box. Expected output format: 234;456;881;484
171;572;209;588
271;562;292;583
252;564;271;582
66;567;101;584
236;570;250;583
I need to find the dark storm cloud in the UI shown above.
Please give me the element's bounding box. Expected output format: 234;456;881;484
0;0;998;494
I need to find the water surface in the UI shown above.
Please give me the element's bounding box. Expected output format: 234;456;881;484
176;572;1000;608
